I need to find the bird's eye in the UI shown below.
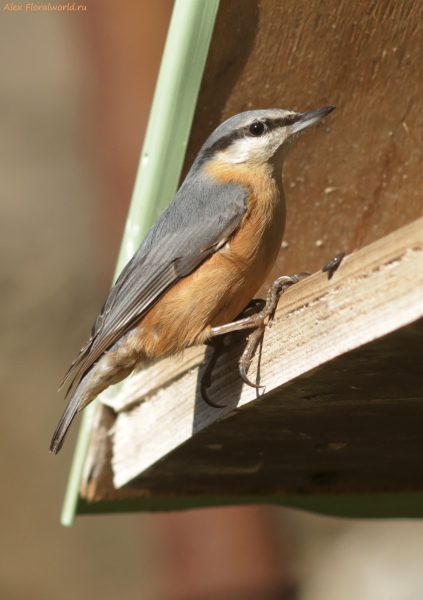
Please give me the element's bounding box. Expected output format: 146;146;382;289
249;121;265;136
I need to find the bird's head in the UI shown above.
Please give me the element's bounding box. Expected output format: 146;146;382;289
194;106;335;170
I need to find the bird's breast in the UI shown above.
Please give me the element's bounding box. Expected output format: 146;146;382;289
204;159;286;325
132;159;286;357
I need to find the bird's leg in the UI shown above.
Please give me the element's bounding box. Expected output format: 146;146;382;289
211;273;310;388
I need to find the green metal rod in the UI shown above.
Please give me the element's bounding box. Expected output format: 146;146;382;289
60;0;220;527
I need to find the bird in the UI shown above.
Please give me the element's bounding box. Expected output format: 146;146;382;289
50;105;335;454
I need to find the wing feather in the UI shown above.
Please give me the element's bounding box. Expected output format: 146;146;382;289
61;178;249;393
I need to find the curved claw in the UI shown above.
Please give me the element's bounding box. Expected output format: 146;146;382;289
200;382;227;408
239;364;265;389
200;338;227;408
293;272;311;281
277;272;310;288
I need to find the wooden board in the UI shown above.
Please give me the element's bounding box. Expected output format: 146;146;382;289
183;0;423;295
79;217;423;508
77;0;423;515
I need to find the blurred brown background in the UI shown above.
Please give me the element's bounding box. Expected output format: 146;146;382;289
2;1;423;599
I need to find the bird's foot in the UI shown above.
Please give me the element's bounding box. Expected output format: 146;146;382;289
210;273;310;389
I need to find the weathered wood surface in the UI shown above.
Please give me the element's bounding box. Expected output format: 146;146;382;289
183;0;423;296
80;217;423;501
79;0;423;507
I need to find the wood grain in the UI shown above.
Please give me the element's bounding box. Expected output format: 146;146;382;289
81;217;423;500
80;0;423;505
182;0;423;295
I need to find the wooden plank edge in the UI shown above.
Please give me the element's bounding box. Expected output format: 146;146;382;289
107;217;423;487
104;215;423;414
77;491;423;519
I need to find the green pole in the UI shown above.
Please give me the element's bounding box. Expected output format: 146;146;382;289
60;0;220;527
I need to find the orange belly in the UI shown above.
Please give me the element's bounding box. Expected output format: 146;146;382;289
132;160;286;358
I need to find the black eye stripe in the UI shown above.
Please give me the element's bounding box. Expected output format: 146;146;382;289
198;114;301;165
200;130;244;162
271;114;300;128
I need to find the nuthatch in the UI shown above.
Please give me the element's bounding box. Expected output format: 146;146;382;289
51;105;335;453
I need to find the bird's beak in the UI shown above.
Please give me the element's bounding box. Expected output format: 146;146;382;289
291;106;336;133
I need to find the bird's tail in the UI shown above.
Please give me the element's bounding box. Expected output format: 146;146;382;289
50;371;90;454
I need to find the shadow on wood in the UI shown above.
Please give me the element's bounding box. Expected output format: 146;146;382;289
79;218;423;515
78;0;423;517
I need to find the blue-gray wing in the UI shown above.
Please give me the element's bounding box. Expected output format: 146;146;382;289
61;178;249;393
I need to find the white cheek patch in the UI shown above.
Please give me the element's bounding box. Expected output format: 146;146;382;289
219;128;290;164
